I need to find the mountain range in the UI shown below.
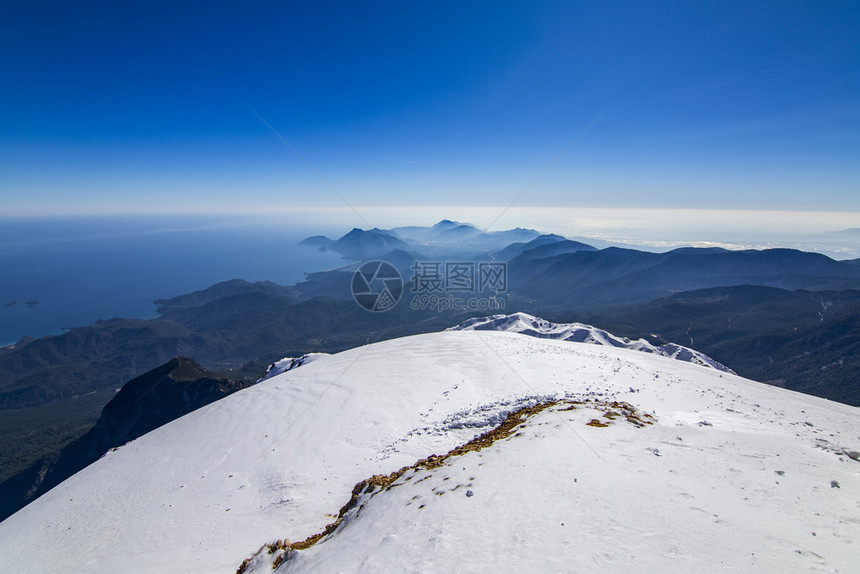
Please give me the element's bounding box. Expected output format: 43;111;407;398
582;285;860;405
304;219;547;259
1;220;858;532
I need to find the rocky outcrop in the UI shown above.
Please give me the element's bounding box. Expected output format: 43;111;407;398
0;357;254;522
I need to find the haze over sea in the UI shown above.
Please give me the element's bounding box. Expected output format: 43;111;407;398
0;216;347;346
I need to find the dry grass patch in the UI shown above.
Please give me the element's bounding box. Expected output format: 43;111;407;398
236;398;656;572
236;400;557;572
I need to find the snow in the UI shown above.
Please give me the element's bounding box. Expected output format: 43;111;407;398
0;330;857;573
258;353;330;382
448;312;734;372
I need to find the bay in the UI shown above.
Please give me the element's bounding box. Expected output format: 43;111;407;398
0;216;348;345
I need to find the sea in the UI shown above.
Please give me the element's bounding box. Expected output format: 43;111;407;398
0;216;350;346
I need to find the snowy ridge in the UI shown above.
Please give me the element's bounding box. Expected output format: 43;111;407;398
0;331;857;573
447;312;734;373
258;353;330;382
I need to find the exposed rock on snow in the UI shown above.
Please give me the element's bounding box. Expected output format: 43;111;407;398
258;353;330;382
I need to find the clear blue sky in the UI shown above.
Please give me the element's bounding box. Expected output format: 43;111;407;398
2;0;859;216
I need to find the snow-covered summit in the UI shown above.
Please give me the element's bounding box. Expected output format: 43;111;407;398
0;331;856;573
448;312;734;372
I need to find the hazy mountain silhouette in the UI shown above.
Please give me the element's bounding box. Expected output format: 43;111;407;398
509;247;860;308
328;228;410;259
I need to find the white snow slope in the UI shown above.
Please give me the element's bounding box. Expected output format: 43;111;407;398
448;312;734;372
0;330;857;573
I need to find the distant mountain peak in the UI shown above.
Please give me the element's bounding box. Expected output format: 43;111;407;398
431;219;468;230
327;228;410;260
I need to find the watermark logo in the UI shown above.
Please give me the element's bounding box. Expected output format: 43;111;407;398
351;261;403;312
410;261;507;293
352;259;506;312
410;260;506;311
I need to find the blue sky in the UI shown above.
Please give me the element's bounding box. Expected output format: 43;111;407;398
2;1;859;221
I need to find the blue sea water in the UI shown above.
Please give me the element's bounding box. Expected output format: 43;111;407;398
0;216;349;346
